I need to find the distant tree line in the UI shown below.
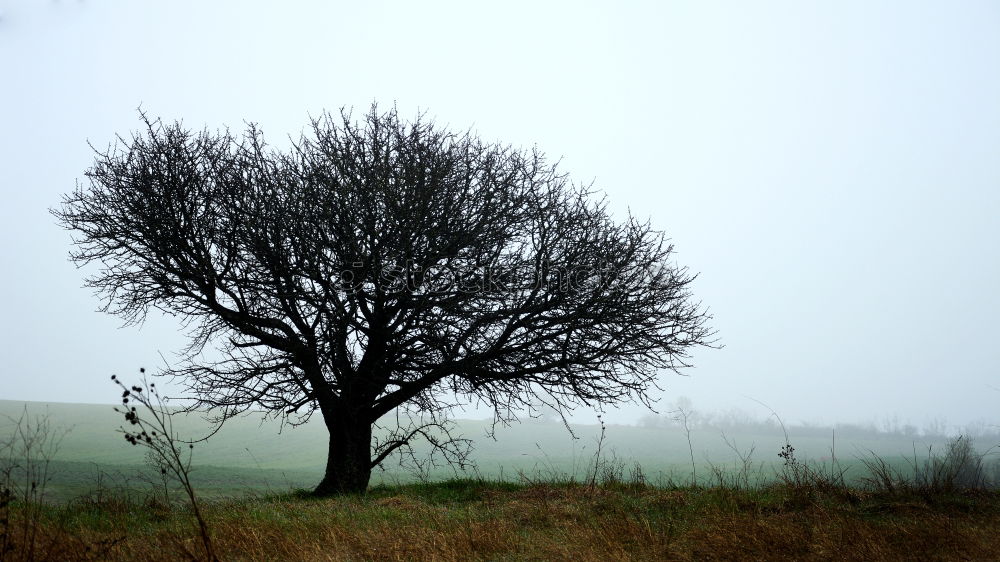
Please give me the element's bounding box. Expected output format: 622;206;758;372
636;399;997;440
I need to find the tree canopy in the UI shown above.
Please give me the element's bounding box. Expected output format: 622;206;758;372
54;106;714;494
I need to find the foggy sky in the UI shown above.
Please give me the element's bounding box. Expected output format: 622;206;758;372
1;0;998;430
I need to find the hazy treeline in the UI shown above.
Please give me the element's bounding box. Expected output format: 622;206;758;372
634;398;1000;441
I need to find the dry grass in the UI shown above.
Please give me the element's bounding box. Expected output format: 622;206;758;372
4;480;1000;561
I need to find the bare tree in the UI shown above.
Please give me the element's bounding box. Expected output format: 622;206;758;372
54;105;715;495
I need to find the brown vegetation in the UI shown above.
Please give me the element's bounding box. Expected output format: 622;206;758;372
4;480;999;561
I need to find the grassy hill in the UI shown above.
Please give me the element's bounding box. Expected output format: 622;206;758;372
2;399;961;467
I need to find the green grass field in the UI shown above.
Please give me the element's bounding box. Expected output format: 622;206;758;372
1;399;984;502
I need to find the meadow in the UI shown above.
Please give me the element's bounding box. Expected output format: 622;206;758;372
3;399;1000;560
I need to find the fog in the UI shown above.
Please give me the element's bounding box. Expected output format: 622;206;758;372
1;1;998;430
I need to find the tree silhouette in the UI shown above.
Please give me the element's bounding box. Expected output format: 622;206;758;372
54;106;714;494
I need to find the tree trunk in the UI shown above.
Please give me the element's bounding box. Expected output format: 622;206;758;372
313;407;372;496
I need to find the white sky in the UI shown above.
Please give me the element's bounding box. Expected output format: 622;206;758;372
1;0;998;430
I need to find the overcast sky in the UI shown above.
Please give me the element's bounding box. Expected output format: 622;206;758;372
1;0;998;430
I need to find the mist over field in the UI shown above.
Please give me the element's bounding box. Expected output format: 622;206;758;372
5;397;997;504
